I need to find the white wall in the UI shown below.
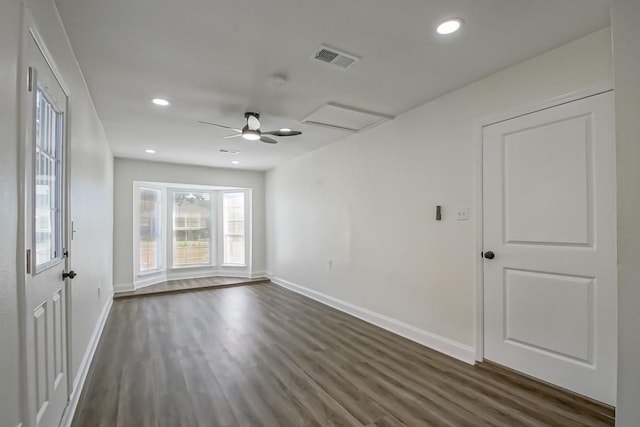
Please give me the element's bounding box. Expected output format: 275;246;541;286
612;1;640;425
113;158;266;287
0;1;24;426
266;29;613;356
0;0;114;425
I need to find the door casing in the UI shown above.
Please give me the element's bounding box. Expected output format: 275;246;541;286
473;83;615;363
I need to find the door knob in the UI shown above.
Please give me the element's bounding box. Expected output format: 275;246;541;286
483;251;495;260
62;270;77;280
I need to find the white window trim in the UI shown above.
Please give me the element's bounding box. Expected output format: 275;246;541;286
33;87;65;274
133;183;166;285
167;188;216;269
220;189;251;268
132;182;252;288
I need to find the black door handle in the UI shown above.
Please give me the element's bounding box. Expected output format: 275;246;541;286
62;270;77;280
484;251;495;260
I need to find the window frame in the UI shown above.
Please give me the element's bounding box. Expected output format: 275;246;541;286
168;188;215;269
220;190;250;267
133;183;166;278
133;183;251;283
32;86;65;274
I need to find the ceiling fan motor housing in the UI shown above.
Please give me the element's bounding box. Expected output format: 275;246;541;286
199;112;300;144
244;112;261;132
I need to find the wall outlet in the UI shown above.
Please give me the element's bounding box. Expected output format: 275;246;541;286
456;208;470;221
327;259;333;269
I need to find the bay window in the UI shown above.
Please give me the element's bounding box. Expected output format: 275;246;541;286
134;183;250;285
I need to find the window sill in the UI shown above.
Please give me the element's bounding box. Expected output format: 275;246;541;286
169;264;215;270
137;269;163;277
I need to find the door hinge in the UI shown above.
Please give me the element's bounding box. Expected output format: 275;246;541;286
26;249;31;274
27;67;34;92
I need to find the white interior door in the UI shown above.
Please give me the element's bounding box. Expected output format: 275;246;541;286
482;92;617;405
23;33;70;427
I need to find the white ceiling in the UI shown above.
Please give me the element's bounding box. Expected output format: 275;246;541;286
54;0;610;171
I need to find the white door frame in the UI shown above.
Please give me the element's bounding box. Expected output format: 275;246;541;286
17;3;74;425
472;83;614;362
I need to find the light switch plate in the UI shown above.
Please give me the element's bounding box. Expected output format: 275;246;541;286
456;208;470;221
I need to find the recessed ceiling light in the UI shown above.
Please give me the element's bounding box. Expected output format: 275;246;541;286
232;161;240;165
280;128;292;132
152;98;170;106
145;149;156;154
437;18;463;35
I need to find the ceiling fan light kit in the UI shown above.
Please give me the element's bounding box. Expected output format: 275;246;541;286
242;127;261;141
199;111;302;144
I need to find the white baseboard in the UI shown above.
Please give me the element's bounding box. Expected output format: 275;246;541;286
166;267;252;281
113;283;134;292
134;271;168;289
118;270;258;294
250;270;268;279
168;268;219;281
59;295;113;427
270;276;476;365
210;270;251;279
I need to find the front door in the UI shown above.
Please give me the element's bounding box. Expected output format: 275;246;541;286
482;91;617;405
23;33;70;427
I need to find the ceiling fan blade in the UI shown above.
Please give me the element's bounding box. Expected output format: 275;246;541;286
263;130;302;137
223;134;242;139
260;136;278;144
198;120;241;132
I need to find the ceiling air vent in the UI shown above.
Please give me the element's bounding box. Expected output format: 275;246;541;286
311;45;359;69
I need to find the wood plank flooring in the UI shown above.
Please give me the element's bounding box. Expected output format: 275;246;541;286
73;283;614;427
114;276;269;299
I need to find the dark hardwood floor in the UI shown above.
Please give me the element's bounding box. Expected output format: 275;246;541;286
73;282;614;427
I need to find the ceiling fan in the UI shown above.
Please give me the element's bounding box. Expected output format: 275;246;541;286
198;112;302;144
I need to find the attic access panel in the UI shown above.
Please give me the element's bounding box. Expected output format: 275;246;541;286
302;103;393;132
